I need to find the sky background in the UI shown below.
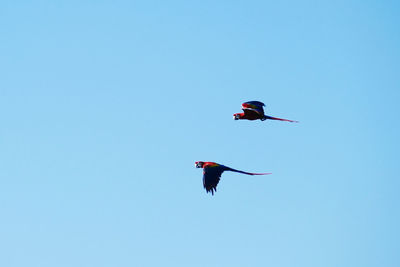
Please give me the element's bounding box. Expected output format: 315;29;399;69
1;0;399;266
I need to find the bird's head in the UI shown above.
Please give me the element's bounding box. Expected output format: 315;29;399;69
195;161;204;168
233;113;241;120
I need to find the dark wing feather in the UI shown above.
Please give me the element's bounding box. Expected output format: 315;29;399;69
203;166;226;195
242;109;262;118
242;101;265;116
245;101;265;107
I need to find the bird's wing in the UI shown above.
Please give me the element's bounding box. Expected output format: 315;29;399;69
244;101;265;107
203;166;225;195
242;108;262;117
242;101;265;116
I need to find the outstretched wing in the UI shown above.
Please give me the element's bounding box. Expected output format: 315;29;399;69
203;166;226;195
242;101;265;116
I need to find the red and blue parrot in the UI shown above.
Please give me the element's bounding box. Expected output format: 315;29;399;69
195;161;271;195
233;101;298;122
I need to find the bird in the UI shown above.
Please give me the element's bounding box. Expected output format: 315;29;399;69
233;101;298;122
195;161;271;195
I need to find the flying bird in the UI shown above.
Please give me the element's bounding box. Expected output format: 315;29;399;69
233;101;298;122
195;161;271;195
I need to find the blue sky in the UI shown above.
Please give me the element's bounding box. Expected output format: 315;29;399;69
1;1;399;266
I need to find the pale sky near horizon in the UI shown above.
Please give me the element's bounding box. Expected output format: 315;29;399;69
1;1;399;266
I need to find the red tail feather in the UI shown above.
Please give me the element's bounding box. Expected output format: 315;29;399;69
264;115;298;123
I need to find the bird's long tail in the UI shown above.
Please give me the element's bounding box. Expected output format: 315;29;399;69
263;115;298;123
227;167;271;176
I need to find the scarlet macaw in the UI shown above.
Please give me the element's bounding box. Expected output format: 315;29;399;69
195;161;271;195
233;101;298;122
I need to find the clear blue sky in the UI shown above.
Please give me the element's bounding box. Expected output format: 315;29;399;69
1;1;399;266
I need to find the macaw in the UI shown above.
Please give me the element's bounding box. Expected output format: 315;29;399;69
233;101;298;122
195;161;271;195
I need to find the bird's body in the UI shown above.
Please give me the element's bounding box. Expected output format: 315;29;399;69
195;161;271;195
233;101;298;123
